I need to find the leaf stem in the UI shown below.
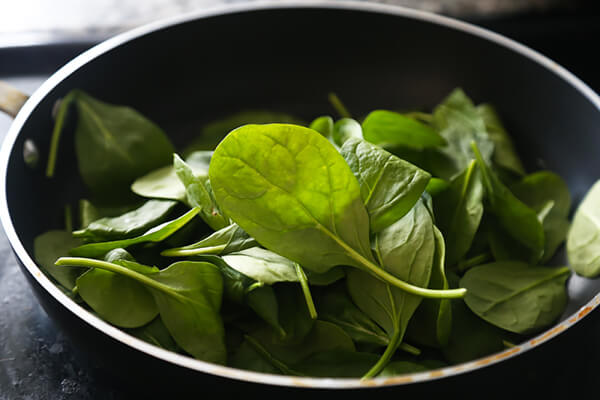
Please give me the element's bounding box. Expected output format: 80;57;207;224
46;92;76;178
362;326;403;379
457;253;491;272
398;342;421;356
294;263;317;320
328;92;352;119
55;257;175;297
161;244;227;257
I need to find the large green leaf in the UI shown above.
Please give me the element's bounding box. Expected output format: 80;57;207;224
567;180;600;277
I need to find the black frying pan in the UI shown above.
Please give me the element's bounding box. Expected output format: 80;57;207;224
1;1;600;397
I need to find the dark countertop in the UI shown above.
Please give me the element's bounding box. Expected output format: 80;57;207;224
1;5;600;399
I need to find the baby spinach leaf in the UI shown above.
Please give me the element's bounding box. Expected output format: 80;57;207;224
340;138;431;233
308;115;334;139
130;151;212;202
78;199;140;230
477;104;525;176
347;199;435;377
34;230;84;290
434;160;484;267
405;226;452;348
48;90;175;198
128;316;180;353
472;142;545;262
512;171;571;263
210;123;463;298
276;284;315;344
332;118;362;147
73;199;177;241
161;223;257;257
304;267;345;286
460;261;570;334
183;110;304;155
69;207;200;257
194;254;284;336
222;247;299;285
56;257;226;364
362;110;445;149
173;154;229;230
242;320;355;368
429;88;494;180
567;180;600;277
316;282;389;347
76;249;159;328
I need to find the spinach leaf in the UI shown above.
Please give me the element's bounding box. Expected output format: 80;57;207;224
332;118;362;147
434;160;484;267
512;171;571;263
347;199;435;377
477;104;525;176
34;231;84;290
69;207;200;257
128;316;180;353
460;261;570;334
472;142;545;262
161;223;257;257
47;90;175;198
308;116;334;139
304;267;345;286
173;154;229;230
429;88;494;180
233;320;355;374
76;249;159;328
340;138;431;233
57;257;226;364
222;247;299;285
209;123;464;298
405;226;452;348
316;282;389;347
567;180;600;277
73;199;177;241
78;199;140;230
362;110;445;149
194;254;284;336
130;151;212;202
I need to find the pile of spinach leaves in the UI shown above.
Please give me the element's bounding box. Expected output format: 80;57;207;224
34;87;595;379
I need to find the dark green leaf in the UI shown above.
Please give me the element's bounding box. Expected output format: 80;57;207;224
512;171;571;263
173;154;229;230
69;208;200;258
429;88;494;180
405;226;452;348
477;104;525;176
73;199;177;241
76;249;158;328
362;110;445;149
69;90;174;197
316;282;389;347
461;261;570;334
308;116;334;139
434;160;484;266
472;142;545;262
128;316;180;353
161;223;257;257
293;350;379;378
34;230;84;290
341;138;431;233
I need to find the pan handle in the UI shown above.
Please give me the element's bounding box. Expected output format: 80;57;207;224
0;80;29;118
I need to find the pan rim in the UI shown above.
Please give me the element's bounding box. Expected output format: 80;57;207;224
1;0;600;389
